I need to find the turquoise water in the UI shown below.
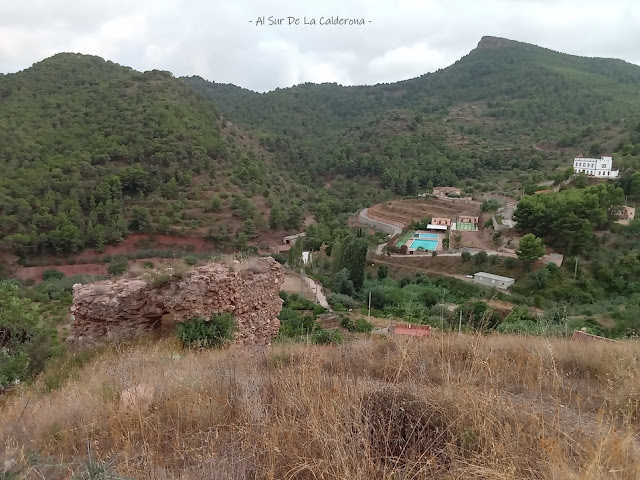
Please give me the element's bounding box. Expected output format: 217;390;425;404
417;233;439;239
410;239;438;250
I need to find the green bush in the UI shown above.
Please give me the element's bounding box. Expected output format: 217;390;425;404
473;251;488;264
183;255;199;266
0;284;51;388
377;265;389;280
461;251;472;262
176;314;236;348
340;316;372;332
108;257;128;276
42;269;65;281
311;328;343;345
504;257;517;269
326;292;357;310
354;317;373;332
271;253;287;265
278;307;317;337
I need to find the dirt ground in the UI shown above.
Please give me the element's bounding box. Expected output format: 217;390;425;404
454;228;508;251
281;272;315;300
76;234;214;261
367;198;480;228
15;263;109;283
370;255;542;281
14;257;190;283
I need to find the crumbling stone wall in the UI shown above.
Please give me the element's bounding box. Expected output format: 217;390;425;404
67;257;285;349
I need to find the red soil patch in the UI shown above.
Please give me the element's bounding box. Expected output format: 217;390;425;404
14;258;188;283
15;263;108;283
77;234;213;261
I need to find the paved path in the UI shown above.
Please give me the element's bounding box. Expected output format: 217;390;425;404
384;249;518;258
304;275;330;309
358;208;403;236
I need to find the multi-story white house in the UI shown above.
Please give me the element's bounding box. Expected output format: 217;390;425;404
573;156;619;178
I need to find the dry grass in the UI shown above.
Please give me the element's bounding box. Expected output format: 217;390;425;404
2;334;640;478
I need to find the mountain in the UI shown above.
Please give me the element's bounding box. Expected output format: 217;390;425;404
183;36;640;197
185;35;640;141
0;53;311;256
3;37;640;258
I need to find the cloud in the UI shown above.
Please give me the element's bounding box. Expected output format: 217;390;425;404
368;42;450;84
0;0;638;92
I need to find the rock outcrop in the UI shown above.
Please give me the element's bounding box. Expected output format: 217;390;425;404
67;257;285;349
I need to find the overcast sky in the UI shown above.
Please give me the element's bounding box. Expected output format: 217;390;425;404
1;0;639;92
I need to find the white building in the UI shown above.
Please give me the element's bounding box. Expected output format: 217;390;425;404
573;156;619;178
473;272;515;289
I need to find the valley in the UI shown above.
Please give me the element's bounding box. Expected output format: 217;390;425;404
2;32;640;479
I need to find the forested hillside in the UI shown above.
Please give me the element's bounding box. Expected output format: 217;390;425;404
185;36;640;196
0;54;231;254
2;38;640;258
185;36;640;141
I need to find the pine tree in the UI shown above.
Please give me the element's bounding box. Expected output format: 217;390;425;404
330;238;343;275
288;238;304;269
340;236;368;291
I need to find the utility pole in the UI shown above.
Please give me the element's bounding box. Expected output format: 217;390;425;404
458;310;462;336
441;293;445;331
368;291;371;322
574;256;579;280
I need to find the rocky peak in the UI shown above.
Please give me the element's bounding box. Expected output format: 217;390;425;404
476;36;518;50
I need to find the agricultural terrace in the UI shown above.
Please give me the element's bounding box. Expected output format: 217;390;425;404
367;197;480;228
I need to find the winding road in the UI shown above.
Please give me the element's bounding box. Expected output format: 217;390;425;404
358;208;403;236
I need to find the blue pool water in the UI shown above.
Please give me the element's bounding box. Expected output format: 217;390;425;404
417;233;439;239
410;239;438;250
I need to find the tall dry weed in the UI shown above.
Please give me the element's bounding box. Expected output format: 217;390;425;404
1;334;639;478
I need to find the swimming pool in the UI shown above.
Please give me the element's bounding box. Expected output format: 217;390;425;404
417;233;439;239
409;238;438;250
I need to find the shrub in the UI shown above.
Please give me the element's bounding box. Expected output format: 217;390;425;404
326;292;357;310
176;314;235;348
142;261;155;269
0;284;51;388
271;253;287;265
431;250;437;257
340;316;372;332
504;257;517;269
377;265;389;280
108;257;128;276
354;318;373;332
311;328;343;345
42;269;65;281
473;251;488;264
183;255;199;266
461;251;472;262
278;307;317;337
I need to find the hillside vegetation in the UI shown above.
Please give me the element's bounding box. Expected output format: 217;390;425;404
185;36;640;197
185;36;640;139
0;54;336;258
0;54;228;254
1;336;639;478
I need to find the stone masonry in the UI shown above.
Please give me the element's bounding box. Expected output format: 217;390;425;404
67;257;285;349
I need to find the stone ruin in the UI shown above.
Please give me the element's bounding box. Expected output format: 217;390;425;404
67;257;285;349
